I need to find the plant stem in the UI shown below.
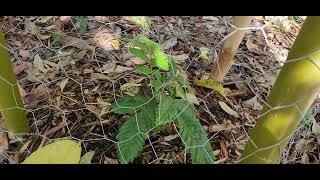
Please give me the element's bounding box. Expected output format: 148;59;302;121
0;27;29;133
209;16;254;82
240;16;320;163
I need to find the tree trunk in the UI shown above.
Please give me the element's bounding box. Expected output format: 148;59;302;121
0;27;29;133
240;16;320;163
209;16;254;82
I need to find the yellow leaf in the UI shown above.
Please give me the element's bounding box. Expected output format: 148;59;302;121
21;140;81;164
112;39;120;50
194;79;225;96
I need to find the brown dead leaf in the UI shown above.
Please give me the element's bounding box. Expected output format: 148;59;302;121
0;132;9;151
94;28;116;52
64;35;94;50
312;120;320;144
14;64;26;75
164;134;179;142
124;58;146;67
33;54;48;73
219;140;228;158
219;101;239;118
58;78;69;92
104;157;118;164
208;120;233;133
161;37;177;50
17;82;27;98
91;73;110;80
242;96;263;110
19;49;31;58
113;66;133;74
102;62;116;74
24;19;37;35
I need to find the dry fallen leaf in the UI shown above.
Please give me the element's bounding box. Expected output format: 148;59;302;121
164;134;179;142
19;49;31;58
113;66;133;74
242;96;263;110
104;157;118;164
161;37;177;50
171;54;189;64
0;133;9;151
102;62;116;74
58;78;69;93
24;19;37;35
312;120;320;144
218;101;239;118
91;73;110;80
33;54;48;73
64;35;94;50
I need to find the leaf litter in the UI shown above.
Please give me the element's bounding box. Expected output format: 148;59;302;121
0;16;315;164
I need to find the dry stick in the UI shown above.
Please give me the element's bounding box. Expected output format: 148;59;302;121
240;16;320;164
209;16;254;82
0;27;29;133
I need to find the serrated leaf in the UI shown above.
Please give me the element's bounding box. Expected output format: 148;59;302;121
176;100;215;164
128;47;150;62
218;101;239;118
194;79;225;96
21;140;81;164
156;94;177;125
116;105;155;164
111;95;150;114
126;16;151;31
137;66;154;75
153;49;169;71
79;151;95;164
116;117;147;164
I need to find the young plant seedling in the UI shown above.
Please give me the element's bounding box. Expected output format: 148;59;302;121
111;36;215;164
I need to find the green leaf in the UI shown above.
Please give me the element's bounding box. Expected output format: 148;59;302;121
116;105;155;163
169;58;177;77
21;140;81;164
175;84;186;99
128;47;150;62
156;94;177;125
126;16;151;31
51;32;64;45
111;95;150;114
137;66;154;75
153;49;169;71
116;118;147;164
79;151;95;164
194;79;225;96
138;36;160;52
151;79;162;92
176;100;215;164
74;16;88;32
